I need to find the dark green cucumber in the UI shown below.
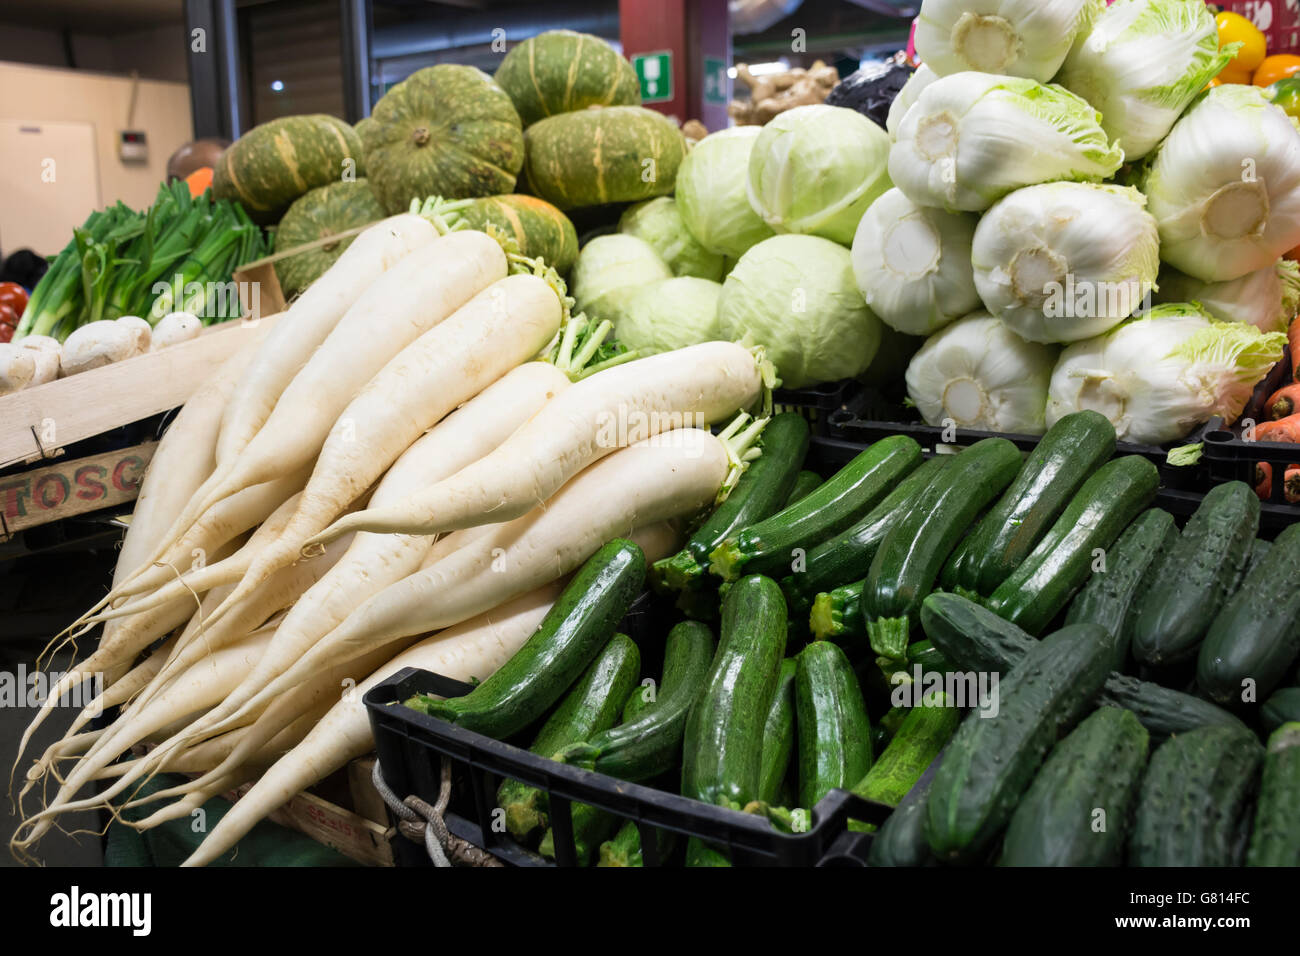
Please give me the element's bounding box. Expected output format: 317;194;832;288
497;633;640;840
681;575;788;810
998;707;1148;867
785;470;823;507
1129;724;1263;867
1261;687;1300;735
810;579;865;642
985;455;1160;637
1246;722;1300;867
942;411;1117;598
1247;537;1272;577
709;435;923;582
560;620;715;781
925;623;1114;864
654;413;809;592
1064;508;1176;668
406;539;645;736
1197;522;1300;705
868;776;937;867
853;698;959;808
598;819;676;867
921;591;1250;740
862;438;1023;661
781;457;950;613
795;641;873;809
758;658;797;804
1128;480;1258;669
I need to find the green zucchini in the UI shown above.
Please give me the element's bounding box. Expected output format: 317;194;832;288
685;838;732;867
1197;522;1300;706
942;411;1117;598
681;575;788;811
709;435;923;582
497;634;640;840
795;641;873;809
852;698;959;808
758;658;798;804
1064;508;1176;669
925;623;1114;864
921;591;1250;740
1246;722;1300;867
998;707;1148;867
785;470;824;507
867;777;938;867
539;804;622;866
810;579;865;642
863;438;1024;661
985;455;1160;637
598;820;676;867
406;539;645;736
1262;687;1300;736
781;457;949;614
654;413;810;592
621;680;656;724
1129;724;1263;867
906;640;953;673
560;620;715;781
1128;480;1258;669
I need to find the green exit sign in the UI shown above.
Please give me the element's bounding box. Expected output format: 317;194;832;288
632;51;673;103
704;57;728;104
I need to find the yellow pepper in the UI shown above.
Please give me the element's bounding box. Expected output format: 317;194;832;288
1255;54;1300;88
1218;65;1256;85
1217;11;1267;74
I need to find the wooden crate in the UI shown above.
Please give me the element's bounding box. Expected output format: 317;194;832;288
0;315;277;470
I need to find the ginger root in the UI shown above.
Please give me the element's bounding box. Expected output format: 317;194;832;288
728;59;838;125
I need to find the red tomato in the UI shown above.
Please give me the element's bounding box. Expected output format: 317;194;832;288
0;281;28;314
0;303;17;344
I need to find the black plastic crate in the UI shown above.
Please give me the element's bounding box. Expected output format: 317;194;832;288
364;665;893;867
772;380;858;436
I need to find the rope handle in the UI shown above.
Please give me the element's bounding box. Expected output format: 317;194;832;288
370;760;502;868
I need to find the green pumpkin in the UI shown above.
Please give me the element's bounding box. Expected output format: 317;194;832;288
363;64;525;214
524;106;687;210
213;114;366;225
458;194;579;274
273;179;387;299
494;30;640;127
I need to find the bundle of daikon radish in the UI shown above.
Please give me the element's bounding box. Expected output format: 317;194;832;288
8;210;768;867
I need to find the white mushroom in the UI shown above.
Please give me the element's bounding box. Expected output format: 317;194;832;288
18;335;61;386
151;311;203;350
116;315;153;354
0;343;37;395
59;320;139;377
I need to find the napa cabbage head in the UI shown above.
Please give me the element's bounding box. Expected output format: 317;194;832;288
1156;259;1300;333
915;0;1105;83
851;188;981;336
1142;84;1300;282
718;234;882;389
1046;303;1287;444
905;311;1058;435
888;71;1124;212
971;182;1160;344
1058;0;1239;162
747;104;893;246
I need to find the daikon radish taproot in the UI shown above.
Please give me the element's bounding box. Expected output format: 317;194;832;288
175;429;730;748
186;230;507;525
214;214;439;466
205;272;563;628
311;341;764;543
182;583;565;867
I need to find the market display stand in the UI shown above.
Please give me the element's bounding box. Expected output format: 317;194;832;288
0;316;276;541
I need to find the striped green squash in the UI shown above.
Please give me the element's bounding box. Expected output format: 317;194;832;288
213;114;365;225
363;64;525;214
458;194;579;273
524;106;688;210
273;179;386;299
495;30;640;128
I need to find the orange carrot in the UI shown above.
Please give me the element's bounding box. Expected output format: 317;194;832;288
1255;415;1300;443
1266;382;1300;420
1256;461;1273;500
1287;465;1300;504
